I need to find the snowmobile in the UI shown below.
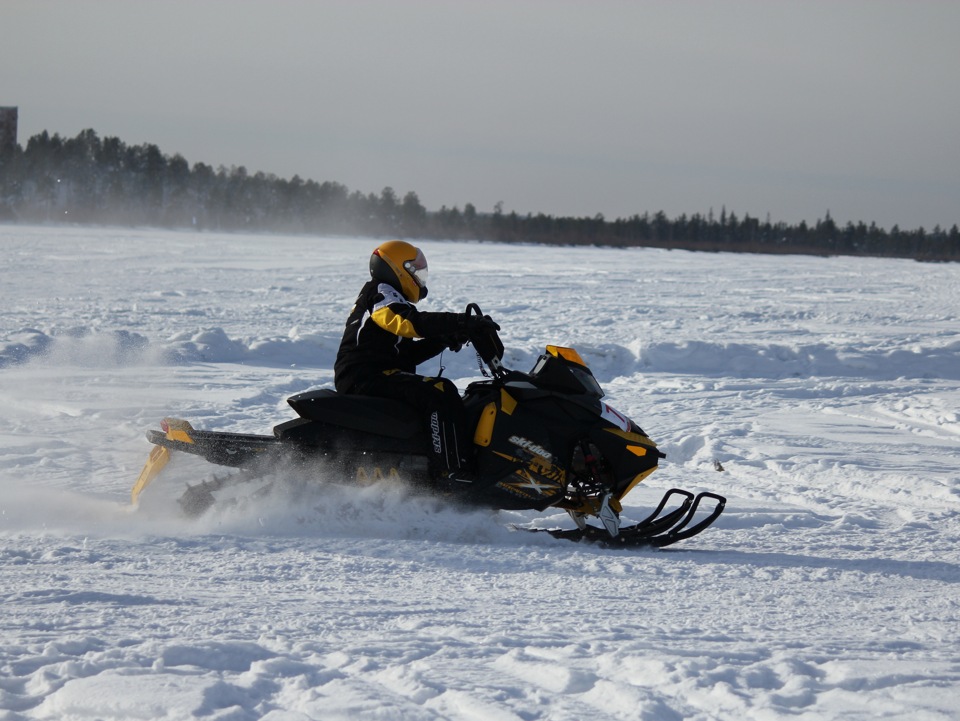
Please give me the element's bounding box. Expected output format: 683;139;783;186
132;306;725;547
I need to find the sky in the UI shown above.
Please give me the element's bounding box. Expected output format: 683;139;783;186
3;0;959;231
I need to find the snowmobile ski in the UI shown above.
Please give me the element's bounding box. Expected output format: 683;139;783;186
532;489;726;548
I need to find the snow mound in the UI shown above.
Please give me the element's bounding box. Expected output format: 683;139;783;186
5;325;959;382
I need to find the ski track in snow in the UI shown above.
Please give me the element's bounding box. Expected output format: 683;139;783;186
2;225;960;720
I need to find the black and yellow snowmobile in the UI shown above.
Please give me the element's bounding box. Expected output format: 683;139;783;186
132;311;724;547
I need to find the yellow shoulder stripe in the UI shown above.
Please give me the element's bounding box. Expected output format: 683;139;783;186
372;305;421;338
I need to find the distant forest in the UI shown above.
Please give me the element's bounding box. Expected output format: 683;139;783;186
1;128;957;261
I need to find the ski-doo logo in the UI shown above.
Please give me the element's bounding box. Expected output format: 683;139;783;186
430;411;442;454
508;435;553;462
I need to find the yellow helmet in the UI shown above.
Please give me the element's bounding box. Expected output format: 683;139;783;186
369;240;429;303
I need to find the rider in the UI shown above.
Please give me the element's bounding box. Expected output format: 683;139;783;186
334;240;498;484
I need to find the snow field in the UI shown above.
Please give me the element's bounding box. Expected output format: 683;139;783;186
1;225;960;720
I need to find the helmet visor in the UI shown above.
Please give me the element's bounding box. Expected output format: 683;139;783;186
404;249;429;289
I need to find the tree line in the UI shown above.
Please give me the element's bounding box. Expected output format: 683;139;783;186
1;128;957;261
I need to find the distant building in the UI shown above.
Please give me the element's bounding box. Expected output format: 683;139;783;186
0;106;18;156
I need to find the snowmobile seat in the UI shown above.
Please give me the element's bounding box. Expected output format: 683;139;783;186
285;389;421;439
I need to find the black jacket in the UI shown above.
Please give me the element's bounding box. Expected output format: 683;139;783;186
334;280;462;393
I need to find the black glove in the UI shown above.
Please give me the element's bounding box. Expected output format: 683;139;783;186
458;313;500;336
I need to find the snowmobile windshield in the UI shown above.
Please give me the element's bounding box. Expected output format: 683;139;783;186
569;365;604;398
403;249;428;290
547;346;604;398
531;347;605;398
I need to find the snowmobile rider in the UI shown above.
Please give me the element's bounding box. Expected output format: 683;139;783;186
334;240;499;484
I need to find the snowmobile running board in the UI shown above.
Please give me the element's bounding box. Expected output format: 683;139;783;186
529;489;726;548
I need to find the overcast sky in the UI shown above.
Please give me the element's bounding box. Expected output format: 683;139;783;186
3;1;958;230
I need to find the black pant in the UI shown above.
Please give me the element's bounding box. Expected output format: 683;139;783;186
352;371;474;478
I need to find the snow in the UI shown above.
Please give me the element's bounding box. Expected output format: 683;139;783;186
2;224;960;720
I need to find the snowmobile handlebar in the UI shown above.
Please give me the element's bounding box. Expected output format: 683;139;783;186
464;303;506;377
